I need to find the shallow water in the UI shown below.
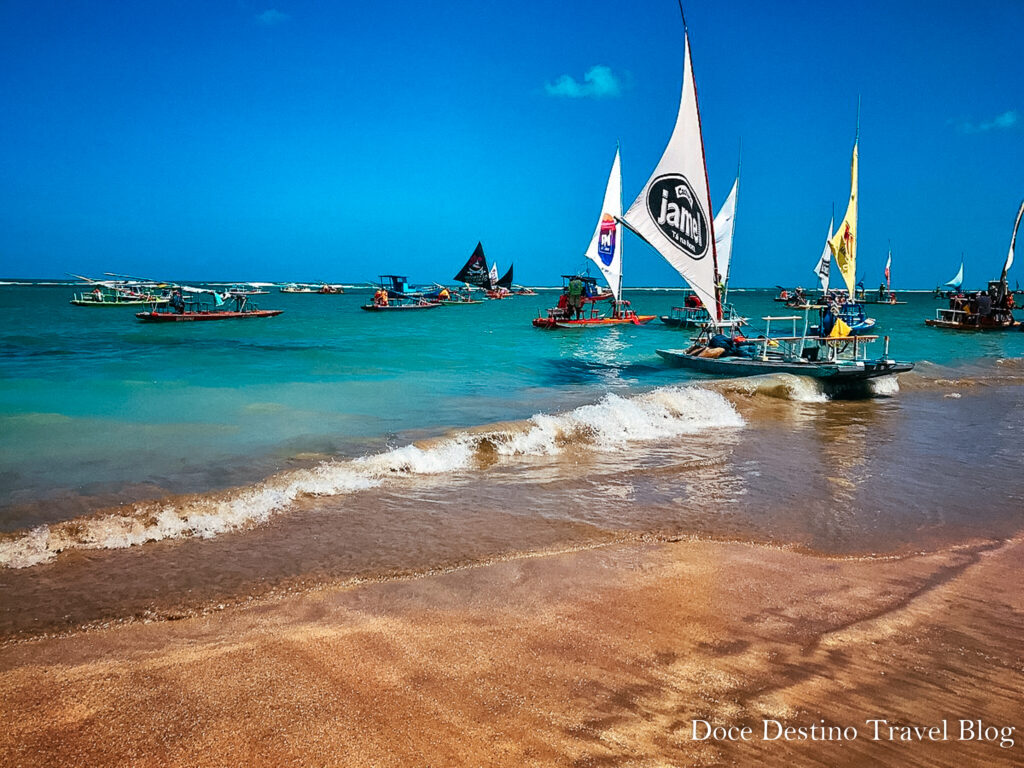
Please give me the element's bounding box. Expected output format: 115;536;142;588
1;283;1023;638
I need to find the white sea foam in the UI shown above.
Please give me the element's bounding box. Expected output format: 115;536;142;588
714;374;829;403
0;386;742;569
867;375;901;397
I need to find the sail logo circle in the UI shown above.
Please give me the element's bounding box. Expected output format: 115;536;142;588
646;174;709;260
597;213;617;266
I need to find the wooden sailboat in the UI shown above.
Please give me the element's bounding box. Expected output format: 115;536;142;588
638;23;909;380
533;146;655;329
659;167;745;328
925;200;1022;330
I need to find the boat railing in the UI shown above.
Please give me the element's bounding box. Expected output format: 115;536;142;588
935;307;970;321
750;313;882;363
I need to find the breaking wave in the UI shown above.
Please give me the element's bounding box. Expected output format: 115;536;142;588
0;386;742;569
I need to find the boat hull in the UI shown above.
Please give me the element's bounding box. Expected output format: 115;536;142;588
655;349;914;380
924;318;1018;331
135;309;283;322
72;299;168;307
360;303;442;311
533;315;656;330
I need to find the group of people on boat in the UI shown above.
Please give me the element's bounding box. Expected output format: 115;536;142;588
372;288;390;307
945;284;1015;319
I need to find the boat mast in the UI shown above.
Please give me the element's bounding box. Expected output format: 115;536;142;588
721;140;741;307
616;139;623;313
679;2;721;321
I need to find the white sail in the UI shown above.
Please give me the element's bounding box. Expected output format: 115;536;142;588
488;263;499;289
813;216;834;293
585;146;623;301
622;30;719;318
1002;199;1024;280
714;176;738;288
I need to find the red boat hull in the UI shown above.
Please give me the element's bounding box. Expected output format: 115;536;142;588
532;314;656;329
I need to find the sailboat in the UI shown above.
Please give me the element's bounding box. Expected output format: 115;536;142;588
926;200;1022;330
659;169;745;327
532;146;655;329
646;24;910;380
944;257;965;292
859;247;906;304
69;273;170;307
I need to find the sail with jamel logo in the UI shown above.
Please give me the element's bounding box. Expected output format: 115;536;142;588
621;23;720;320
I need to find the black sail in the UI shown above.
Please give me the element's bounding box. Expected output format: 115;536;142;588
453;242;491;287
497;264;513;289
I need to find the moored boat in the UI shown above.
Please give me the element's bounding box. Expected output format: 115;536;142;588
656;313;913;381
362;275;442;311
136;292;282;322
533;146;654;329
924;201;1022;331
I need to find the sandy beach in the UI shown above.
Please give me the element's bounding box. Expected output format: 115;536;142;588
3;534;1022;767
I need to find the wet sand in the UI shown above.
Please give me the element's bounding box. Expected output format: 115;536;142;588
3;535;1022;767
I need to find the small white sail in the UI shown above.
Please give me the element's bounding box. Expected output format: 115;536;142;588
585;146;624;301
1002;200;1024;280
884;249;892;289
488;263;499;289
813;216;834;293
622;29;720;318
945;258;964;288
714;175;739;288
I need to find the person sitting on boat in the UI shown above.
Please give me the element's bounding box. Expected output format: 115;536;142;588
438;287;451;301
170;289;185;314
684;293;702;309
567;277;585;319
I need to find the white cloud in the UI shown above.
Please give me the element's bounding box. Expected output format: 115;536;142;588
256;9;290;26
545;65;622;99
957;110;1019;133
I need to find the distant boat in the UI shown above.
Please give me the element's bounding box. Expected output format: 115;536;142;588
533;146;654;329
68;273;169;307
136;291;282;322
925;200;1022;331
453;243;493;289
361;275;442;312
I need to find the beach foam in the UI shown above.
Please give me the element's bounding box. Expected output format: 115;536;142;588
0;386;742;569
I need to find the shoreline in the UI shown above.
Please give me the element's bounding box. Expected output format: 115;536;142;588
3;535;1023;767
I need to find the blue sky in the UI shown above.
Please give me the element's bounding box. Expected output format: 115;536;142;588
0;0;1021;288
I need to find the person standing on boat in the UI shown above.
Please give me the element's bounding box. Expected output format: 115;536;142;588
568;276;585;319
170;289;185;314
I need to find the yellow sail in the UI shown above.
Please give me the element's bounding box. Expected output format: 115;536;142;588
828;142;858;298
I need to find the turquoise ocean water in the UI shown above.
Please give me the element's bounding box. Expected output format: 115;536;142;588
2;283;1022;529
2;282;1024;635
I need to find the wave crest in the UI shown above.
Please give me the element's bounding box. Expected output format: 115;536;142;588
0;386;742;569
